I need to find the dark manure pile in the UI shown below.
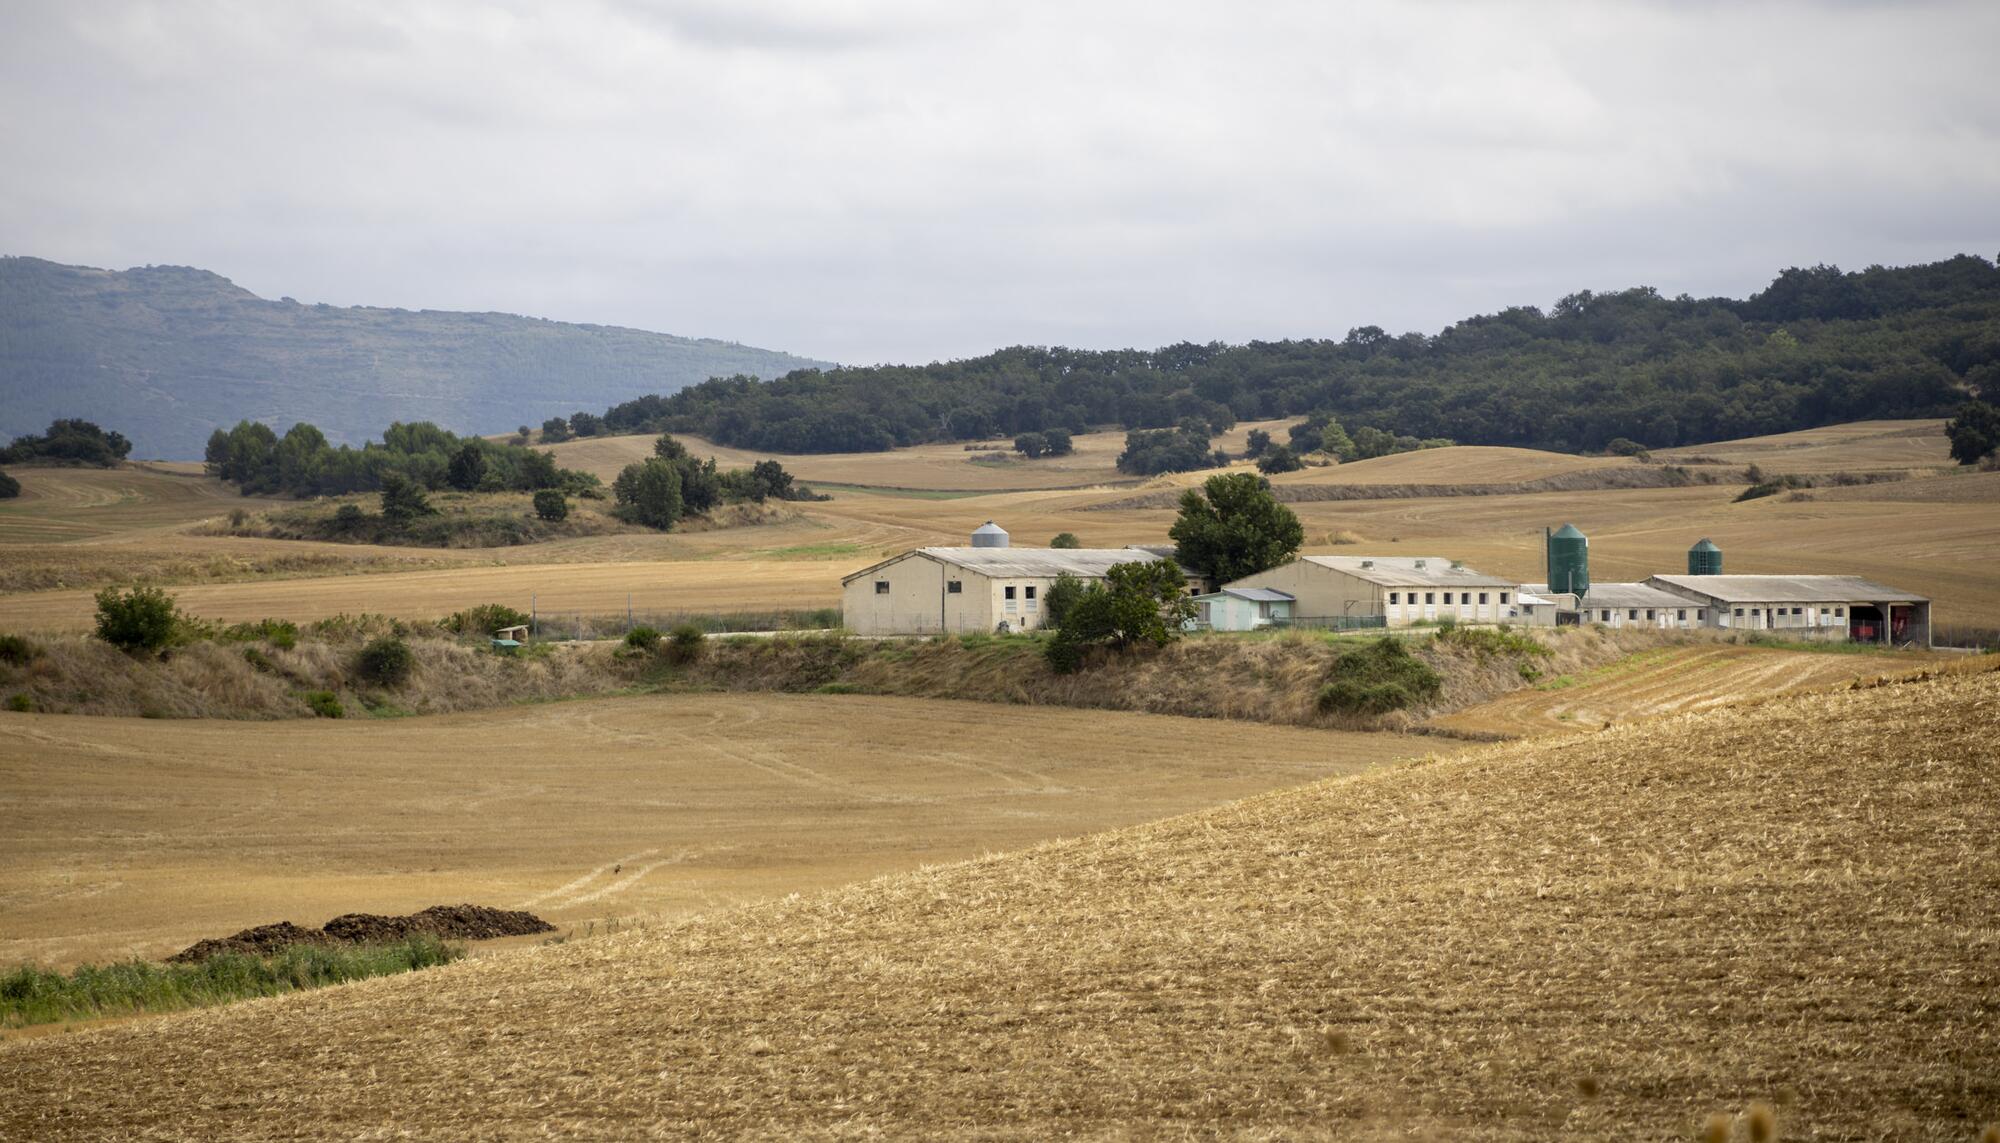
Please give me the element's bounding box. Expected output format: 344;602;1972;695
171;904;554;963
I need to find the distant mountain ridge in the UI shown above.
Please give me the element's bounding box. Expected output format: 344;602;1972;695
0;256;834;459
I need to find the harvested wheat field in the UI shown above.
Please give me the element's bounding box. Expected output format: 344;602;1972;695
1654;418;1951;473
1429;642;1955;738
5;666;1996;1139
0;693;1426;968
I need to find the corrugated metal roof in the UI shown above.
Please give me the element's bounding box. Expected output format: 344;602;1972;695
1647;574;1928;604
1299;555;1518;588
843;547;1182;583
1219;587;1295;602
1574;582;1695;610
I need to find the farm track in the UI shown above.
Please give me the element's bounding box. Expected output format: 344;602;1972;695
3;661;1994;1139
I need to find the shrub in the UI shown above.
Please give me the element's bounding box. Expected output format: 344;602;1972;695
624;625;662;652
5;693;33;713
665;623;707;665
355;636;414;687
1256;445;1303;474
93;586;184;654
0;470;18;499
1049;532;1081;549
302;690;344;718
0;633;41;666
532;489;569;521
612;458;684;530
1434;624;1552;659
219;619;299;650
1315;638;1443;715
378;474;435;526
1043;571;1087;627
443;604;531;636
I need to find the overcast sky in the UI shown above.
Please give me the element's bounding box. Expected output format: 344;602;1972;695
4;0;1997;365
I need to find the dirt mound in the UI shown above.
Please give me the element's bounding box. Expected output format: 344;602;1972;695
171;905;553;963
167;921;330;963
321;905;556;944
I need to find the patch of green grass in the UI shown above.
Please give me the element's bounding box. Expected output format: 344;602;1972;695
757;542;864;560
0;937;462;1029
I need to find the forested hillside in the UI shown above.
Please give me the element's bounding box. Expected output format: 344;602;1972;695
0;257;831;459
601;255;2000;454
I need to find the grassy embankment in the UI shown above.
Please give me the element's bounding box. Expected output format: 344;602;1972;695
1;937;461;1029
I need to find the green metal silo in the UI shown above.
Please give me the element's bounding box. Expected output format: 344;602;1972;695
1688;538;1722;575
1546;523;1589;595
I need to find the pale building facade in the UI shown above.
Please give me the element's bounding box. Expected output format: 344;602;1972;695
1646;574;1931;646
1224;556;1520;628
1523;582;1701;629
1189;587;1294;631
840;542;1191;636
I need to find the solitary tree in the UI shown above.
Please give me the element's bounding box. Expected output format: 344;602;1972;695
1014;432;1048;458
93;586;182;654
1049;532;1081;549
1947;399;2000;465
532;488;569;521
1168;472;1304;584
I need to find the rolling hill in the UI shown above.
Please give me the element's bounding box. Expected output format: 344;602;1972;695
0;256;832;460
3;665;1993;1138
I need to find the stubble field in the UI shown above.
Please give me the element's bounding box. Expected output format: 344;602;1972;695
0;692;1430;969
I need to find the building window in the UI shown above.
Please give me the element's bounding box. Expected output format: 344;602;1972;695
1004;586;1016;599
1425;592;1435;604
1442;592;1453;605
1628;609;1638;620
1389;592;1400;605
874;581;890;595
1025;586;1037;600
947;581;962;594
1792;607;1803;615
1646;610;1656;620
1677;609;1686;621
1835;607;1845;617
1500;592;1510;604
1479;592;1489;604
1734;608;1744;617
1601;610;1612;622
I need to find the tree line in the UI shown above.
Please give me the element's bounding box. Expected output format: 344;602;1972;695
204;420;598;499
569;254;1998;455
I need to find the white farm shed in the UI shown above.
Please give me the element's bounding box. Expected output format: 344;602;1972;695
1523;582;1701;630
840;530;1194;636
1223;556;1521;629
1190;587;1295;631
1646;574;1931;647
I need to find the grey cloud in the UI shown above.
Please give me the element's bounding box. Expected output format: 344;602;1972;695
1;0;1995;369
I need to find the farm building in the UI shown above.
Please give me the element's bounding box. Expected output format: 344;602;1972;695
1190;587;1295;631
1520;582;1702;630
1222;556;1521;629
840;523;1197;636
1646;574;1932;647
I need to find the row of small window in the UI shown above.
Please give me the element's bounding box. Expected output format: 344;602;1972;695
1387;591;1510;606
1599;609;1688;621
873;580;1037;601
1733;606;1842;617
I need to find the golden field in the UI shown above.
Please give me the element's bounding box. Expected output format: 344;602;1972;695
0;693;1428;969
4;660;1993;1139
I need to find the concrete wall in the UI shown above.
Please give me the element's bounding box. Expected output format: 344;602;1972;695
1575;602;1701;630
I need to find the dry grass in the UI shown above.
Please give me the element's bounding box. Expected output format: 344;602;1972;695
1430;641;1960;738
3;663;1994;1138
1654;418;1951;473
0;694;1426;968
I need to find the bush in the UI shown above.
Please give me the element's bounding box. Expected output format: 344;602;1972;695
379;474;435;525
0;470;18;499
5;693;34;713
302;690;344;718
1315;638;1442;716
1049;532;1081;549
443;604;531;636
665;623;707;665
93;586;184;654
612;458;684;530
0;633;42;666
219;619;299;650
532;489;568;521
355;636;414;687
624;626;661;652
1256;445;1303;474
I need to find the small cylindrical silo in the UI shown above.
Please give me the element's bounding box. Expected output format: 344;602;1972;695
1688;538;1722;576
971;521;1010;548
1547;523;1589;596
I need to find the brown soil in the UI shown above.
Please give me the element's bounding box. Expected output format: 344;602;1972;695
168;905;553;962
